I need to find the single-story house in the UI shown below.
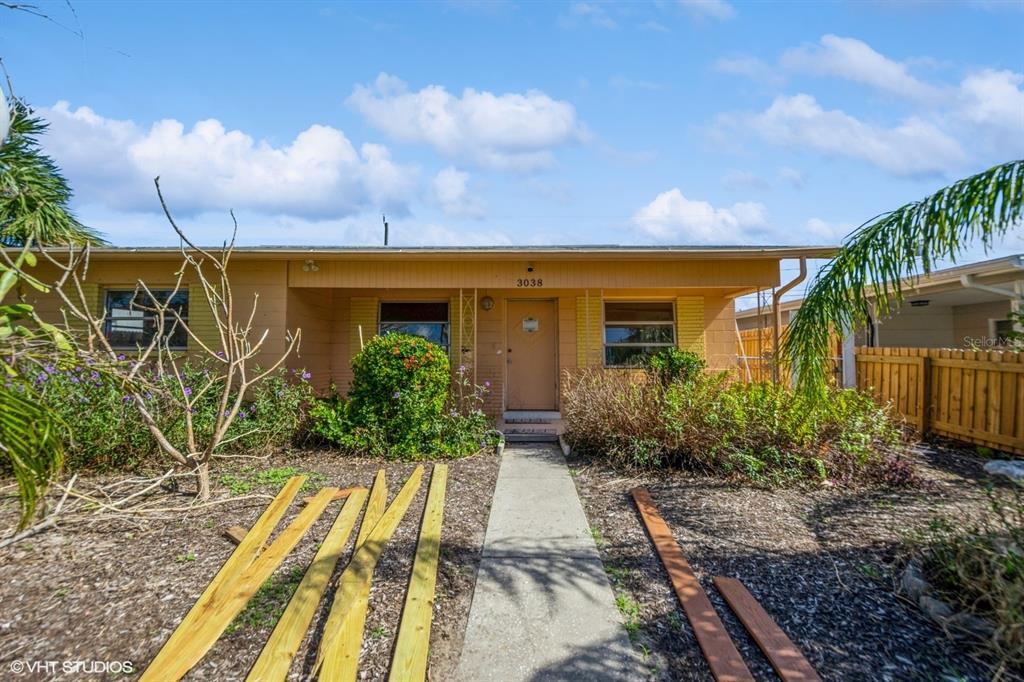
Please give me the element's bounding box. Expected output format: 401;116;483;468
736;254;1024;349
26;245;832;436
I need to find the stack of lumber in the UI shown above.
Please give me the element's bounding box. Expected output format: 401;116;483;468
141;464;448;682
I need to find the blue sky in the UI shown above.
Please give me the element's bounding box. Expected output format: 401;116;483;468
2;0;1023;302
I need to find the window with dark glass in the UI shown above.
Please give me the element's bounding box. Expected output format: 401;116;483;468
379;301;450;351
994;318;1015;346
104;289;189;349
604;301;675;367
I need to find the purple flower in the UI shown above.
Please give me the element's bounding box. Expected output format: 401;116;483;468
90;371;100;381
484;380;491;388
239;410;248;420
122;395;133;403
117;354;126;361
301;371;312;381
392;390;401;398
183;386;193;397
70;376;80;384
44;364;55;374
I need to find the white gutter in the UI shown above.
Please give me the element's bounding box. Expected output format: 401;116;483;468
772;257;807;384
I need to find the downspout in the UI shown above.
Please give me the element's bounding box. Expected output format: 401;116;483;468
772;257;807;384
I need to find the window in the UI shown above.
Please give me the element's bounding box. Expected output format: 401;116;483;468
379;301;450;351
993;318;1015;346
604;301;675;367
104;289;189;350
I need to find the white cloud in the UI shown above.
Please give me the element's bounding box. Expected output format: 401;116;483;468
638;20;670;32
956;69;1024;138
781;35;943;102
567;2;617;29
41;102;418;218
433;167;485;218
348;73;586;171
719;94;966;176
777;166;807;189
678;0;736;21
804;217;850;242
632;189;768;243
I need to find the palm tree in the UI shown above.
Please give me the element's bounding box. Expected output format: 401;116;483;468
0;97;104;528
783;159;1024;397
0;99;106;246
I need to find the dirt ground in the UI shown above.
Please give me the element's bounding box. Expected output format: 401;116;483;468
0;448;500;681
569;443;1018;682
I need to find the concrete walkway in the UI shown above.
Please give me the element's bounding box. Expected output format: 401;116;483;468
456;444;642;681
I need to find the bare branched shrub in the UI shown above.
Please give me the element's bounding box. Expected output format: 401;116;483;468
39;178;300;498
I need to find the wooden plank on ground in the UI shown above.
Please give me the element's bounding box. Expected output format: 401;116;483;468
358;471;388;548
301;486;366;506
142;477;305;679
388;464;448;682
631;488;753;682
316;466;425;682
223;525;249;546
246;487;370;681
140;485;338;682
713;577;821;682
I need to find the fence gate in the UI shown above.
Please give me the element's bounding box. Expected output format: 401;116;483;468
855;346;1024;456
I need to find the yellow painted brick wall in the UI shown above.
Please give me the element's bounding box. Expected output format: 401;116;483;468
676;296;706;357
349;297;378;363
187;282;220;352
575;294;602;367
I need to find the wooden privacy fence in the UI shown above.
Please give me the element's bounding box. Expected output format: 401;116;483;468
736;327;842;385
856;346;1024;456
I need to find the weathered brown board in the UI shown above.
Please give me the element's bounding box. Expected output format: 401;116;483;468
246;487;370;681
713;577;821;682
141;484;338;681
316;466;425;681
631;488;753;682
388;464;448;682
222;525;248;546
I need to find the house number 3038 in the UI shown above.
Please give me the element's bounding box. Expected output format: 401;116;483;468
516;278;543;287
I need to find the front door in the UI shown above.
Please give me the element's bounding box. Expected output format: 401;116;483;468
506;299;557;410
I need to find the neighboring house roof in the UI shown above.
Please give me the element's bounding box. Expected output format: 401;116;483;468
73;244;838;262
736;254;1024;319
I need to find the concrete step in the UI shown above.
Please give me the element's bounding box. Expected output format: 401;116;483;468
505;431;559;443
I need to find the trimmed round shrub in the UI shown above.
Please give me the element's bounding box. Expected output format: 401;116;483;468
310;332;493;459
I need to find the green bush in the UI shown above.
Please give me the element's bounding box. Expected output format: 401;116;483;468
562;367;909;486
643;347;705;386
906;484;1023;670
24;359;315;471
308;332;491;459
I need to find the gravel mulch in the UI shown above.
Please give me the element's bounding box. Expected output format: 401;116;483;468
0;448;500;681
569;444;1017;682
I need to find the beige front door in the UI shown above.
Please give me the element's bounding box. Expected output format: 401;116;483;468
506;299;558;410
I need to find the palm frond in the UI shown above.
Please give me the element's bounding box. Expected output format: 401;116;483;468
783;159;1024;397
0;378;66;528
0;99;107;246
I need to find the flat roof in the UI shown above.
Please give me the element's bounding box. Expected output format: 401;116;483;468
736;253;1024;317
71;244;839;261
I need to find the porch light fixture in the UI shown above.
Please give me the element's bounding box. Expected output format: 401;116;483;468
302;259;319;272
480;296;495;311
